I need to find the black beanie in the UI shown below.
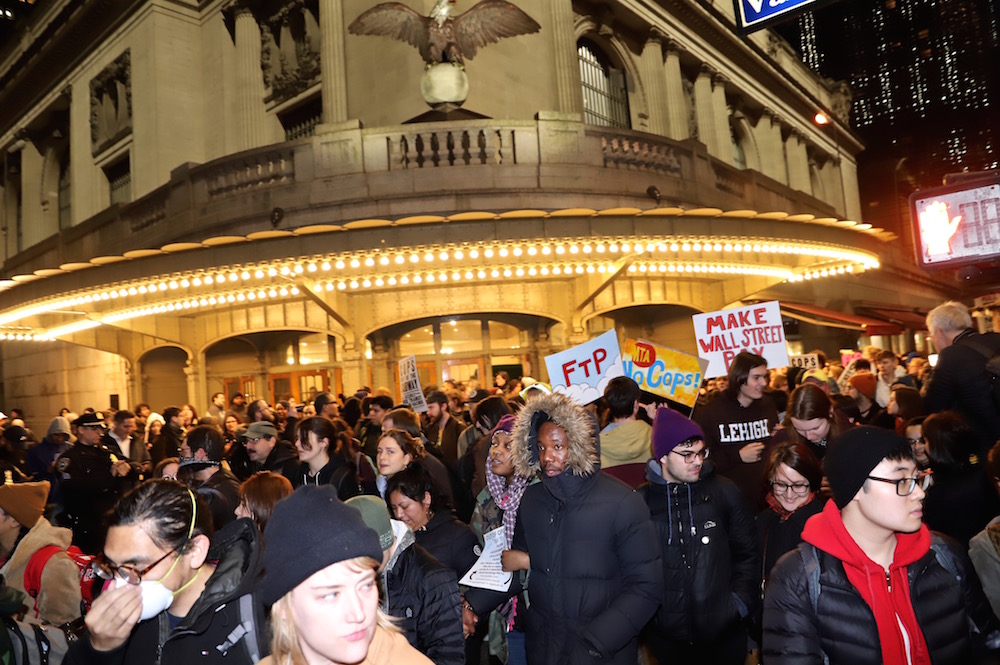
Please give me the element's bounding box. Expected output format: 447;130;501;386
825;426;909;509
261;485;383;606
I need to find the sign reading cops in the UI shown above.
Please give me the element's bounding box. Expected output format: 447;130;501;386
622;339;707;408
788;353;820;370
733;0;826;33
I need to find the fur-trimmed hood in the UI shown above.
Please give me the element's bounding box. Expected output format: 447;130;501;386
513;392;599;478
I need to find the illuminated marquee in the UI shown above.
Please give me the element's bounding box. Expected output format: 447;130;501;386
909;174;1000;270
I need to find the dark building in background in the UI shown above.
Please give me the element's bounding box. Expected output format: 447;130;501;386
776;0;1000;245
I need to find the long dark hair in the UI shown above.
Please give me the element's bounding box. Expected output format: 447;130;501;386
725;351;767;400
784;384;840;445
923;411;979;473
385;463;448;511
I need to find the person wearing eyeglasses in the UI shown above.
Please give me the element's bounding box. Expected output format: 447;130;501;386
637;406;759;665
757;442;824;586
763;426;997;665
66;479;269;665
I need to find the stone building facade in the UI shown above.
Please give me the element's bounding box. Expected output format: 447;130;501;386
0;0;948;420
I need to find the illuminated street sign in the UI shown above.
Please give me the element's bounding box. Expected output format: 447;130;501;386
733;0;829;33
909;174;1000;270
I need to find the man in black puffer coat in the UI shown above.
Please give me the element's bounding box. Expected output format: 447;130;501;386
639;407;759;664
463;392;662;665
763;427;998;664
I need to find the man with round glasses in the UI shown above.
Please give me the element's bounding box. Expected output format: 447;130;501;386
65;479;268;665
763;426;996;664
638;407;759;665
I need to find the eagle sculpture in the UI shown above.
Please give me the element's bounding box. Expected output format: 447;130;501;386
348;0;541;66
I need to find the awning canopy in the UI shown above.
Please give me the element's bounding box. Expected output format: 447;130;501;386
856;306;928;331
779;302;904;336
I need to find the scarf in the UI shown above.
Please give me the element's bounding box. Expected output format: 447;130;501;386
765;490;815;521
484;459;529;548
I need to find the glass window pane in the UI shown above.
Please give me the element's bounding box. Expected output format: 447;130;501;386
399;325;436;356
441;320;481;355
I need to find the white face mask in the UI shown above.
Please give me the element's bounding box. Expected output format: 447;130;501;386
116;573;175;621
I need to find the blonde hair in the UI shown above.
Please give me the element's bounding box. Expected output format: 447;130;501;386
268;556;397;665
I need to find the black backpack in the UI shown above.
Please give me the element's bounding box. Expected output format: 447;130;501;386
955;333;1000;412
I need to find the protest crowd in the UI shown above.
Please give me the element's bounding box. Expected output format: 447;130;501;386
0;299;999;664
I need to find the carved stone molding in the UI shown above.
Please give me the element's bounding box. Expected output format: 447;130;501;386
260;0;322;105
90;51;132;156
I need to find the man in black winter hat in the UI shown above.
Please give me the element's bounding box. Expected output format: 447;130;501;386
763;426;996;664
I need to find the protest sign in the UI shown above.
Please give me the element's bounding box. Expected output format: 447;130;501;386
398;355;428;413
543;329;624;405
788;353;820;371
692;301;789;378
622;338;707;408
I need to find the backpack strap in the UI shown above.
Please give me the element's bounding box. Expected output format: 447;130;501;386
797;543;830;665
929;533;963;582
239;593;261;664
23;545;63;618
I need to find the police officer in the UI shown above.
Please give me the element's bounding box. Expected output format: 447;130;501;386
57;412;133;554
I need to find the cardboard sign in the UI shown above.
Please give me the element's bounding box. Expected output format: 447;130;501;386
398;355;428;413
622;338;707;408
544;329;624;405
692;301;790;378
788;353;820;371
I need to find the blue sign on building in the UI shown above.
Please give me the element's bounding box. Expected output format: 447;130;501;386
733;0;824;34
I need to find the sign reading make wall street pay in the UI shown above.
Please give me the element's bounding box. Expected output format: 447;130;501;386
692;301;789;378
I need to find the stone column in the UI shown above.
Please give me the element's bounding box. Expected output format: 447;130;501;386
711;72;733;165
638;31;668;136
693;65;718;158
234;7;267;150
184;359;200;411
839;153;862;220
785;130;811;193
663;39;687;140
757;109;787;184
319;0;348;123
549;0;583;115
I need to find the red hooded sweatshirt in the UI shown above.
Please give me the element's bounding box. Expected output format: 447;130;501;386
802;499;932;665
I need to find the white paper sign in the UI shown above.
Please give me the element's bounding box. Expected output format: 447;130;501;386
543;329;624;405
398;355;428;413
788;353;820;370
460;527;513;592
692;301;789;378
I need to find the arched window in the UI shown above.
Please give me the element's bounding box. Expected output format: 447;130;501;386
577;39;630;129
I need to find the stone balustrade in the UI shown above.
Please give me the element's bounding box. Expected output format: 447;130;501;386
2;115;841;278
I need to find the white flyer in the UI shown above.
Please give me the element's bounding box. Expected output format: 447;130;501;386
459;527;513;592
